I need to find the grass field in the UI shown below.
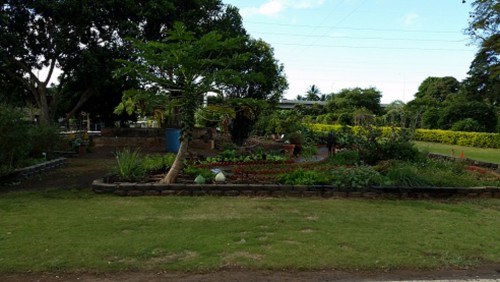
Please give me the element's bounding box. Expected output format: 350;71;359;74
1;190;499;273
414;141;500;164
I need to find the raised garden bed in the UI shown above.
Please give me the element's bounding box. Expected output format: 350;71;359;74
92;177;500;199
0;158;67;185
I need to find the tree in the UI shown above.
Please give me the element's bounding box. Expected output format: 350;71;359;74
463;0;500;107
465;0;499;42
115;23;248;183
0;1;139;124
305;85;321;101
414;76;461;104
328;87;383;115
211;37;287;145
439;100;497;132
0;0;241;125
464;33;500;105
220;38;287;103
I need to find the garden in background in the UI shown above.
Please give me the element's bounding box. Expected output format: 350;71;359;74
1;0;500;278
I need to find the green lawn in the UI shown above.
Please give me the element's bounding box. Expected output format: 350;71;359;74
1;190;499;272
414;141;500;164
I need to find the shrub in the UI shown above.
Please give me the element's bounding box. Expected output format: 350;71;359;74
114;148;145;182
451;118;485;132
28;124;61;158
0;105;32;171
327;150;360;165
381;161;431;187
379;159;498;187
141;153;176;173
330;166;382;189
276;169;331;185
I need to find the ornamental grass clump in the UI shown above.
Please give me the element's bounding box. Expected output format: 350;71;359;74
114;148;145;182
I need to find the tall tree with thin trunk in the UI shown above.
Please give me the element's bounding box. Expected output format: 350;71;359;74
115;23;247;183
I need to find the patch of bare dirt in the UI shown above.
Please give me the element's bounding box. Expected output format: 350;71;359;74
1;264;500;282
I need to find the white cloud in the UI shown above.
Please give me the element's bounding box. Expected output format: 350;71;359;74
404;13;419;25
240;0;325;17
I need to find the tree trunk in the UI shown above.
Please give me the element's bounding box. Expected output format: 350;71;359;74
160;140;188;184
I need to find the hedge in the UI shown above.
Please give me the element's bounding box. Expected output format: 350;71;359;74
308;124;500;148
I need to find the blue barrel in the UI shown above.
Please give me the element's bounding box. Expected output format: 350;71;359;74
165;128;181;153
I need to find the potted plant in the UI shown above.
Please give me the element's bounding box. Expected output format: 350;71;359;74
285;132;304;156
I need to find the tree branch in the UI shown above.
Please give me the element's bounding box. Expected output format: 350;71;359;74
58;88;94;124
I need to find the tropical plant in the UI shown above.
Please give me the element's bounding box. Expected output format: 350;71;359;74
115;23;251;184
305;85;321;101
114;148;145;182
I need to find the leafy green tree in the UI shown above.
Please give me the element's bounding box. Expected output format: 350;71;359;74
115;23;248;183
0;0;243;125
463;34;500;105
414;76;461;104
383;100;406;126
328;87;383;116
465;0;499;42
214;38;287;145
221;39;287;103
305;85;321;101
438;100;497;132
405;76;461;129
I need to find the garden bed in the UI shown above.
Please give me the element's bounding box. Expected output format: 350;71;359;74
0;158;67;185
92;176;500;199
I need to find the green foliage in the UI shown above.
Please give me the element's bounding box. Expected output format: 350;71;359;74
327;87;383;116
438;101;496;132
380;158;495;188
141;153;176;173
326;150;360;165
330;166;382;189
381;161;431;187
299;143;318;161
0;104;63;172
253;109;302;135
183;166;214;181
311;123;500;149
414;128;500;148
276;168;331;185
451;118;485;132
0;105;32;171
28;124;61;158
114;148;145;182
414;76;460;103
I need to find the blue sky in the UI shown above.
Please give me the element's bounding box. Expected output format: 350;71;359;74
223;0;478;104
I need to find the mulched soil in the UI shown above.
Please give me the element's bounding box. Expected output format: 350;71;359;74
1;147;500;281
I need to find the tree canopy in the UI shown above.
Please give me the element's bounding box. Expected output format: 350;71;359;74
0;0;249;125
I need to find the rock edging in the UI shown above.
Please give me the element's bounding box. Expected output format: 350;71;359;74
92;178;500;199
0;158;67;185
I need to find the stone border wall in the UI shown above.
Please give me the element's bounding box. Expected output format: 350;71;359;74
428;153;499;169
0;158;67;184
92;178;500;199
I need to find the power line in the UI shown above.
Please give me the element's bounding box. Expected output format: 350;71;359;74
271;42;473;52
244;20;462;34
253;31;468;43
293;0;370;55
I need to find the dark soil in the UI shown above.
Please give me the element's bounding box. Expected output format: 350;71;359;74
2;147;500;281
